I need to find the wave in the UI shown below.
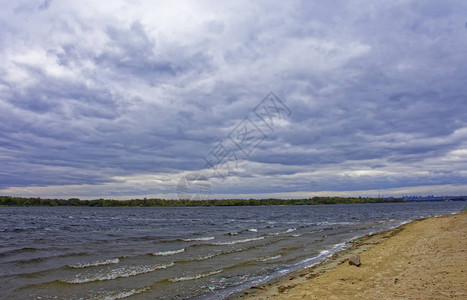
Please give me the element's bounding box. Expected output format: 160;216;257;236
91;286;151;300
209;237;264;245
187;239;277;262
182;236;215;242
169;269;223;282
187;253;217;262
13;257;45;264
178;239;277;264
5;251;88;266
63;263;174;284
248;228;258;232
300;242;347;267
0;247;38;257
258;254;281;262
267;228;297;236
59;251;88;258
317;221;353;226
151;248;185;256
68;258;120;269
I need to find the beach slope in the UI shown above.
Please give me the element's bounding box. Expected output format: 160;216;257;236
237;212;466;299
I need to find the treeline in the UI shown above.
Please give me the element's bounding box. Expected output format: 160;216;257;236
0;196;403;207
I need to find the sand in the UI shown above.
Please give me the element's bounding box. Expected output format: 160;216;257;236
235;212;466;299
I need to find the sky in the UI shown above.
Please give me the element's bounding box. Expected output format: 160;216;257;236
0;0;466;200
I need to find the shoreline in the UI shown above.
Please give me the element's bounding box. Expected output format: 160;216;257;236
231;212;466;299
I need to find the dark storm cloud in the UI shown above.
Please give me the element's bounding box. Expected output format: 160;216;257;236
0;0;466;197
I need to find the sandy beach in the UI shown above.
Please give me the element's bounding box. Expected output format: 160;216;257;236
236;211;466;299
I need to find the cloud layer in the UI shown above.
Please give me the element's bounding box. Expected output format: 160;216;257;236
1;0;466;198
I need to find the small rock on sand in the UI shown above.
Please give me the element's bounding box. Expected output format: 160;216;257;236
348;255;361;267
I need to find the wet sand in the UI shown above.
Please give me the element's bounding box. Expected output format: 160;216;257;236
235;211;466;299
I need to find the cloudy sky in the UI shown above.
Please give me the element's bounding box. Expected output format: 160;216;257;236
1;0;466;199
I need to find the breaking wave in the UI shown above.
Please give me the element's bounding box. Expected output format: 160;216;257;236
69;258;120;269
63;263;174;284
182;237;215;242
169;269;223;282
151;248;185;256
210;237;264;245
91;286;151;300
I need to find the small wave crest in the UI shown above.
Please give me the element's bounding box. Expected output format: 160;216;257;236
210;237;264;245
169;269;223;282
14;257;45;264
91;286;151;300
268;228;296;236
63;263;174;284
69;258;120;269
187;253;217;262
0;247;38;257
182;236;215;242
258;254;281;262
151;248;185;256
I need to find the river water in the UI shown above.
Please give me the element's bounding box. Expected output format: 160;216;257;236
0;201;465;299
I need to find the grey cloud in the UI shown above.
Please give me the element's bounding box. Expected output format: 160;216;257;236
0;0;466;197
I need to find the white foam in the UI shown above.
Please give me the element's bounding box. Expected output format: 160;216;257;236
69;258;120;269
169;269;223;282
285;228;296;233
152;248;185;256
64;263;174;284
248;228;258;232
211;237;264;245
182;236;215;241
91;286;151;300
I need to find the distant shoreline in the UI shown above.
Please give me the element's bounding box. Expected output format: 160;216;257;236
1;196;408;207
1;195;466;207
0;196;467;207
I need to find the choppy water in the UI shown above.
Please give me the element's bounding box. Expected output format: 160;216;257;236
0;202;465;299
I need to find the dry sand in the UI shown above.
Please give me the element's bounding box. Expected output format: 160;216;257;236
235;212;466;299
